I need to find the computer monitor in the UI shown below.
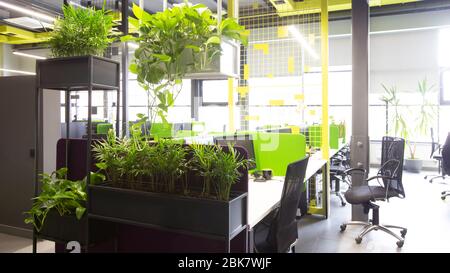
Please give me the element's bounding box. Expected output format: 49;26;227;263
214;134;257;170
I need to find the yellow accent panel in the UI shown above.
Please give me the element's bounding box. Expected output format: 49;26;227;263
269;100;285;106
321;0;329;160
0;25;50;44
245;115;260;121
238;86;249;96
288;126;301;134
244;64;250;80
294;94;304;101
253;43;269;55
266;73;274;78
288;57;295;74
267;0;421;17
277;26;288;38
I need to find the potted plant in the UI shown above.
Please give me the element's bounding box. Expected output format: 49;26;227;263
37;3;119;89
24;168;106;243
89;123;251;238
404;78;437;173
122;1;248;126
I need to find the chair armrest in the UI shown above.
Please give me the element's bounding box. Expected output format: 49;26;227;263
366;175;392;182
343;168;366;175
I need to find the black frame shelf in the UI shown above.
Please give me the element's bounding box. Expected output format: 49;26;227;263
33;55;121;253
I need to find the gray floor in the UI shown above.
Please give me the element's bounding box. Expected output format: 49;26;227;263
296;169;450;253
1;170;450;253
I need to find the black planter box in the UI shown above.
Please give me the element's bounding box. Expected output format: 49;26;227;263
37;56;120;91
89;184;247;238
38;209;112;244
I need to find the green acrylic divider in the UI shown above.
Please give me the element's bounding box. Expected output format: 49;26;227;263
176;130;197;138
96;123;113;134
150;123;174;138
330;124;340;149
252;132;306;176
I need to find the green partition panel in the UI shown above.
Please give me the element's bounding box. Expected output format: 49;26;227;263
97;123;113;134
330;124;340;149
176;130;197;138
252;133;306;176
150;123;174;138
308;125;322;148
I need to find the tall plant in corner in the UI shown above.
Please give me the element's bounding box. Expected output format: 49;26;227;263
122;1;248;125
49;3;116;57
381;84;409;140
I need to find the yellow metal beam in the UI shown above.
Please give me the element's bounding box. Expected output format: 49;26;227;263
268;0;422;17
0;25;50;45
321;0;329;160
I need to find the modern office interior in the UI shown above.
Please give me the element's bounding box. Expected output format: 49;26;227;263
1;0;450;254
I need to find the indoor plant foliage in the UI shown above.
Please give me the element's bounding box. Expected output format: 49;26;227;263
49;4;116;57
123;1;248;124
24;168;104;232
93;126;250;201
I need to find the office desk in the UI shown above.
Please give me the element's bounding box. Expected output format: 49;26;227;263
248;157;327;229
248;143;348;229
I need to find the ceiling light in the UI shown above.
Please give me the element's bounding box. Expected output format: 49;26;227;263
0;68;36;75
287;25;319;60
13;51;47;60
68;1;87;9
0;1;55;22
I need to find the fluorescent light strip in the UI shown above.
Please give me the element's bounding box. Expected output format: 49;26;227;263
0;1;55;22
0;68;36;75
68;1;87;9
13;51;47;60
287;25;319;60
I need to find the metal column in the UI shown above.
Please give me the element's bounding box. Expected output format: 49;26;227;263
351;0;370;221
121;0;129;137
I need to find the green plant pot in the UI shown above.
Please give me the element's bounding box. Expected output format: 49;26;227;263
404;158;423;173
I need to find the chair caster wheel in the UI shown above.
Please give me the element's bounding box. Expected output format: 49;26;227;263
400;229;407;238
442;196;446;200
341;202;346;206
396;240;404;248
442;191;447;195
340;224;347;232
423;176;427;179
355;237;362;244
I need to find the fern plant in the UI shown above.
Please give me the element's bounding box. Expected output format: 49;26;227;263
49;4;116;57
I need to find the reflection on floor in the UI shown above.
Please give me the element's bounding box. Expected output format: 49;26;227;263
296;169;450;253
1;170;449;253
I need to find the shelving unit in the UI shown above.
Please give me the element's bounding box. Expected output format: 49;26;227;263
33;55;121;253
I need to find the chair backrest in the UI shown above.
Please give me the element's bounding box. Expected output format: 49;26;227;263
441;133;450;175
380;136;405;198
430;128;439;158
267;156;309;252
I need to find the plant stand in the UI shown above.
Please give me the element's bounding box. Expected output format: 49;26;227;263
33;55;120;253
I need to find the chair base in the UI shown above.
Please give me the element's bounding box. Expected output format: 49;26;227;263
424;174;446;183
340;221;407;248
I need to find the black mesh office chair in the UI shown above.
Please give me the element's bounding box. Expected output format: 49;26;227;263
339;137;407;248
440;134;450;200
253;156;309;253
424;128;445;183
330;145;351;206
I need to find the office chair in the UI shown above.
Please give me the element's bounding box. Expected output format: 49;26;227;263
424;128;444;183
330;145;351;206
253;156;309;253
440;134;450;200
340;137;407;248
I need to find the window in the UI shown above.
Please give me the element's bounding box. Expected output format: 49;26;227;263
441;69;450;104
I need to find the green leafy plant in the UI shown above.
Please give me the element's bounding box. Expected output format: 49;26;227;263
24;168;104;232
191;143;251;201
49;4;116;57
123;1;248;125
408;78;437;159
381;84;409;140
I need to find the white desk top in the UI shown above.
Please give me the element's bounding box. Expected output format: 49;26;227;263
247;157;327;228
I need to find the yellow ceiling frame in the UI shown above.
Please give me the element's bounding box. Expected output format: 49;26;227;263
0;25;50;45
268;0;423;17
